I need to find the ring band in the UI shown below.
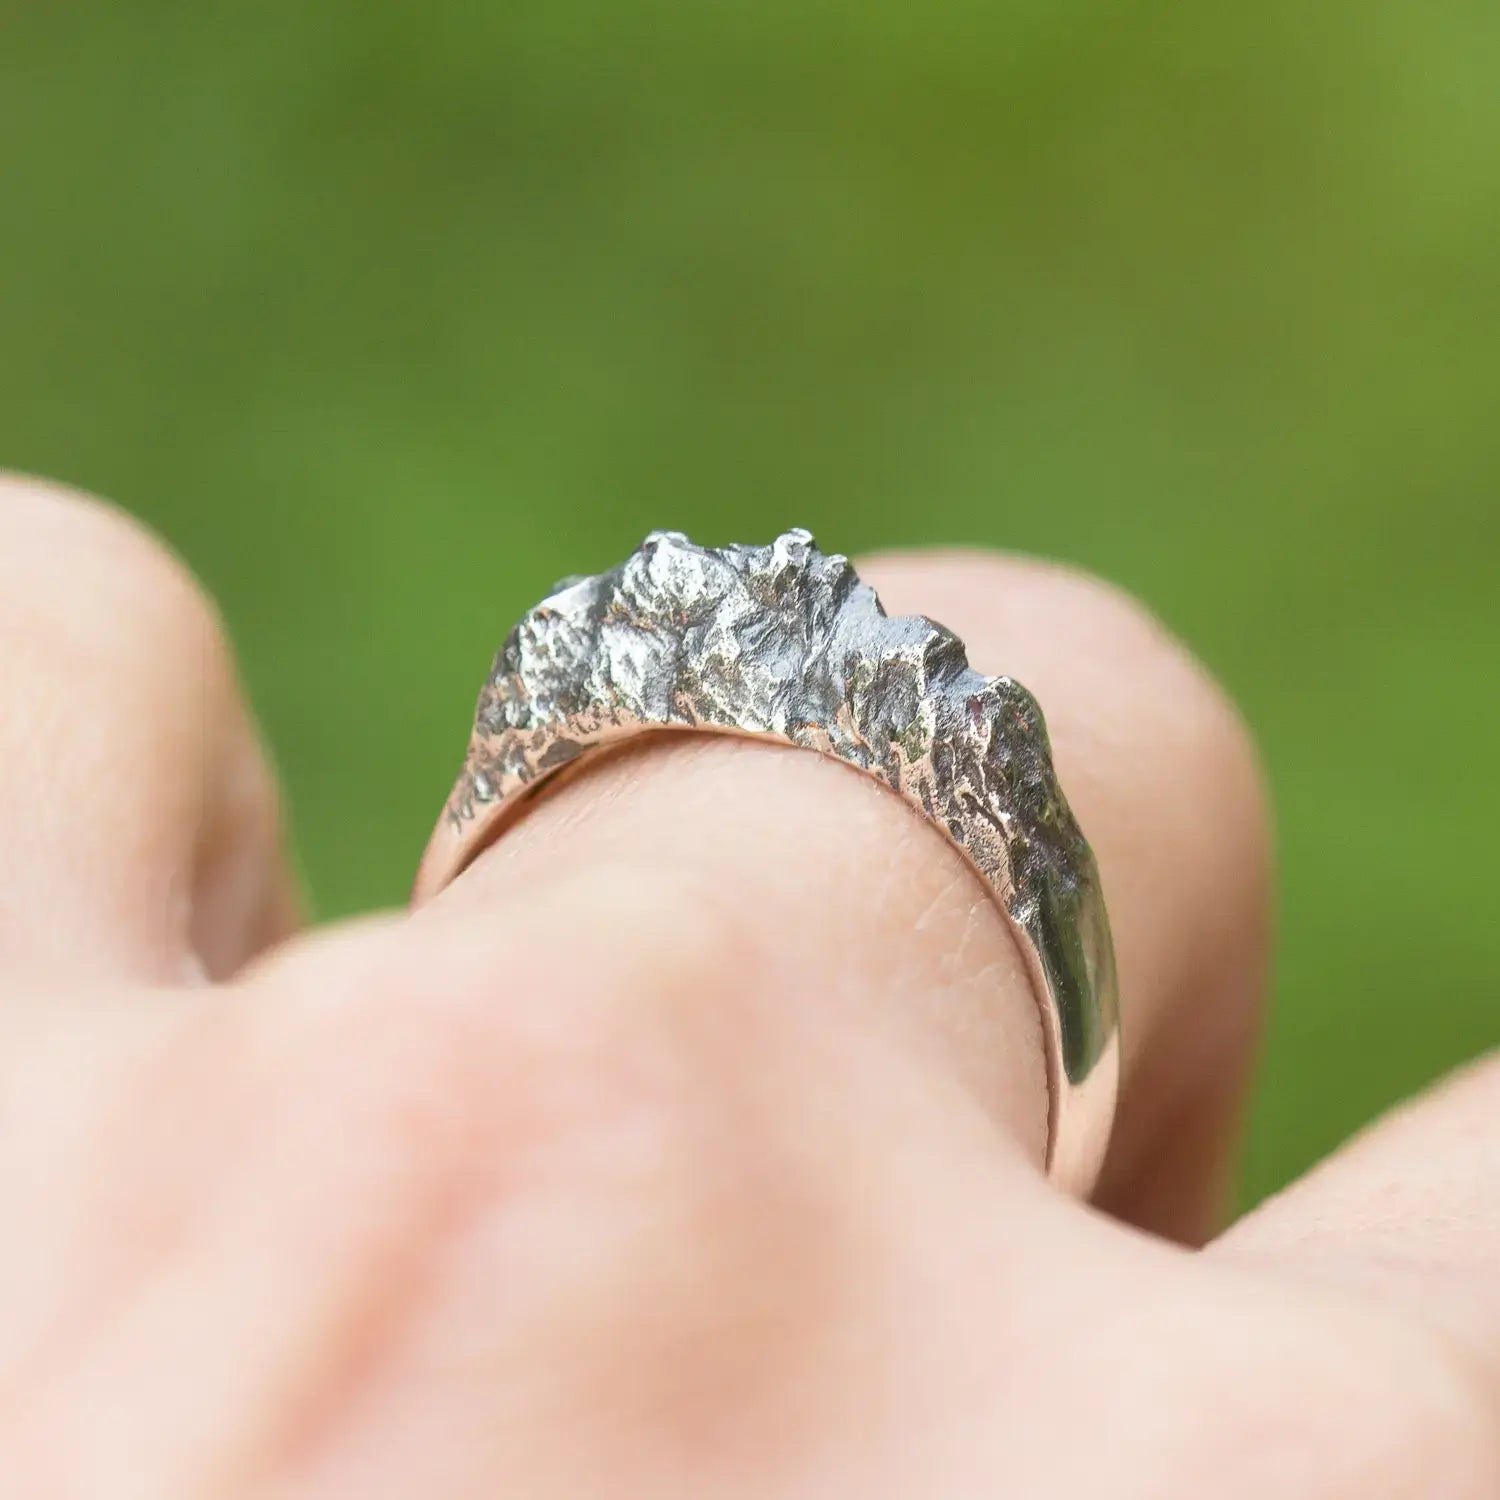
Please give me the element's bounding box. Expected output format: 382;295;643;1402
413;529;1119;1192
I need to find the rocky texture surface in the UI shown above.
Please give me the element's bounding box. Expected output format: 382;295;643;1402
443;529;1115;1098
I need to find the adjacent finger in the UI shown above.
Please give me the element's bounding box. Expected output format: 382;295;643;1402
419;551;1271;1236
0;474;298;986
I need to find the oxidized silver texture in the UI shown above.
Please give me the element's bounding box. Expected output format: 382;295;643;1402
415;529;1119;1191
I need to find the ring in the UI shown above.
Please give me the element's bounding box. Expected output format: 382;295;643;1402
413;529;1119;1192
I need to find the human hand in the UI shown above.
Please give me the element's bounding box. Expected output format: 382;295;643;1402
1;476;1494;1498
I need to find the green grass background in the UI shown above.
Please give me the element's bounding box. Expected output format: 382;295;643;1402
2;2;1496;1204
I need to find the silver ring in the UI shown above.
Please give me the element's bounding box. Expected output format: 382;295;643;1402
413;529;1119;1192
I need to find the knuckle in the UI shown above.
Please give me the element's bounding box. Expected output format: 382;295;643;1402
354;864;782;1169
0;472;231;695
465;882;855;1455
278;894;851;1432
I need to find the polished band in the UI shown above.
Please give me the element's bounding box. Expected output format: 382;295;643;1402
413;529;1119;1192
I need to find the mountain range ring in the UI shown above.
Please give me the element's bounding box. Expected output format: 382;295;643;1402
413;529;1120;1193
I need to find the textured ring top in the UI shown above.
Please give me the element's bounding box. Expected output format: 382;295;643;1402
414;529;1119;1192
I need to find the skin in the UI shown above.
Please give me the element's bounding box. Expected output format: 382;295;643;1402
0;472;1495;1498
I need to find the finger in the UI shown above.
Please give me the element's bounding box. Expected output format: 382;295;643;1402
1212;1050;1500;1395
421;550;1271;1237
0;474;299;986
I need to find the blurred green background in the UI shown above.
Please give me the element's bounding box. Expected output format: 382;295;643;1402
2;2;1495;1204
